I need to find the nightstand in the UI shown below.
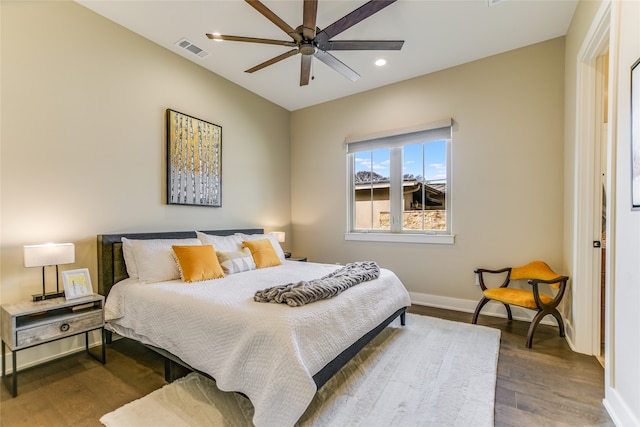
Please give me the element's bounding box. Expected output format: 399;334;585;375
289;257;307;262
1;294;105;397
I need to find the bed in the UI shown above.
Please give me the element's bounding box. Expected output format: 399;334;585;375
97;229;411;426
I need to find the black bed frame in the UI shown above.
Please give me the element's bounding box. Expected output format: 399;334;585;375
97;229;406;390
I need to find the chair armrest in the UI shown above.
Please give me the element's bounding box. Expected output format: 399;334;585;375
474;267;511;274
474;267;512;291
527;276;569;308
527;276;569;286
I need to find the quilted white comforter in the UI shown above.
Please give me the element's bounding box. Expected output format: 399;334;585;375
104;261;411;427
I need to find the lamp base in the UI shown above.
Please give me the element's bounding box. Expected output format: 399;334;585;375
32;291;65;302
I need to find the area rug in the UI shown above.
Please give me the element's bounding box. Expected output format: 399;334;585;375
100;314;500;427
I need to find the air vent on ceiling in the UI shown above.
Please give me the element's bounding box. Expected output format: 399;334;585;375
175;38;209;58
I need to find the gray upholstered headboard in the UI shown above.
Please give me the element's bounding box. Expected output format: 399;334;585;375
97;228;263;297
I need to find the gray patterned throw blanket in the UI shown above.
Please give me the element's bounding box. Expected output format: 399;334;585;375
254;261;380;307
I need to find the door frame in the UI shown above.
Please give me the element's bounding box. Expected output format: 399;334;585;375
572;0;611;356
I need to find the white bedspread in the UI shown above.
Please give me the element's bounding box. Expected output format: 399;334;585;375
104;261;411;427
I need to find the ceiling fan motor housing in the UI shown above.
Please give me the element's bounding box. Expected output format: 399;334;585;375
299;43;317;56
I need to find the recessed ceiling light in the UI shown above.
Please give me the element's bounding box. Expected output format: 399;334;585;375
375;59;387;67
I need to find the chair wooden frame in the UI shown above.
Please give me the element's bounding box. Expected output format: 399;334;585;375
471;263;569;348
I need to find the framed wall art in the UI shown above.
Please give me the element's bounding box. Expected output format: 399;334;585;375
63;268;93;300
632;58;640;210
167;109;222;207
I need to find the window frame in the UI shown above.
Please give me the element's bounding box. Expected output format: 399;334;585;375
345;119;454;245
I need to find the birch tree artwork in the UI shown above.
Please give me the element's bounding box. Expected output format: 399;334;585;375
167;109;222;207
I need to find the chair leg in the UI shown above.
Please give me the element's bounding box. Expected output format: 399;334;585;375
472;297;490;324
503;303;513;321
550;309;565;337
526;310;547;349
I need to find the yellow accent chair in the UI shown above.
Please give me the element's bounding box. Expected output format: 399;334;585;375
471;261;569;348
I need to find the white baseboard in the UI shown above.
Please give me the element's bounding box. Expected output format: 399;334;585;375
409;291;559;326
604;385;640;427
563;319;578;352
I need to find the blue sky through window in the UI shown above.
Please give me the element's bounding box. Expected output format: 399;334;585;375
354;140;446;182
354;148;390;179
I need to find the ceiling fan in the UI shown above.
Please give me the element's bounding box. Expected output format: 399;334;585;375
206;0;404;86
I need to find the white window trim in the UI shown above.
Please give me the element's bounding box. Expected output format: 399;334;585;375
344;232;455;244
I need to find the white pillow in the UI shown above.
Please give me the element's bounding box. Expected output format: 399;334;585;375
121;237;139;280
130;238;202;283
235;233;285;261
196;231;243;252
216;248;256;275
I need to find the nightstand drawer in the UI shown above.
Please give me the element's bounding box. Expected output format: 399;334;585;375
16;311;103;348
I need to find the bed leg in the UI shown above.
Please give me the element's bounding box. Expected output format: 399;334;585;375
164;358;174;382
400;311;406;326
164;358;191;382
104;330;113;344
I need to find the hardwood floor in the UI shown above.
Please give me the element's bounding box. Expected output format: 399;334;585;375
0;306;614;426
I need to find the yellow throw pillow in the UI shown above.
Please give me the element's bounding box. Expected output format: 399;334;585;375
243;239;282;269
172;245;225;282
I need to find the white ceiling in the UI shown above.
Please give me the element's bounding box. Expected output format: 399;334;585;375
76;0;577;111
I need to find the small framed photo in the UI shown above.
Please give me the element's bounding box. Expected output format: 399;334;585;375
63;268;93;300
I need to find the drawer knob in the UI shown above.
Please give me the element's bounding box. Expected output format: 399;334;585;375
60;323;70;332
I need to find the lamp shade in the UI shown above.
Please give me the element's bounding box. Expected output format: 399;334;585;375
270;231;285;243
24;243;75;267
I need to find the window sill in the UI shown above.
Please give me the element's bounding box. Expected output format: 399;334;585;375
344;233;455;245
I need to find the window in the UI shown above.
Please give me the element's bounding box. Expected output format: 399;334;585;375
346;119;453;244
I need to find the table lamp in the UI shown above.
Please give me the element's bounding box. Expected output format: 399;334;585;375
270;231;285;243
24;243;75;301
269;231;290;258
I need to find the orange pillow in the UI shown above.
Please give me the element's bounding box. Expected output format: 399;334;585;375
172;245;225;282
243;239;282;269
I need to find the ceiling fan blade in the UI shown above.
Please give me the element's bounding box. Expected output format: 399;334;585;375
315;0;397;49
326;40;404;51
245;49;299;73
314;50;360;82
302;0;318;40
245;0;302;43
300;55;312;86
206;34;297;47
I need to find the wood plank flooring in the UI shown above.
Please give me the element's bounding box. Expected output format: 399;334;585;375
0;306;614;426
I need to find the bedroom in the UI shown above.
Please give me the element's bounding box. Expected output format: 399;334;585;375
0;1;638;426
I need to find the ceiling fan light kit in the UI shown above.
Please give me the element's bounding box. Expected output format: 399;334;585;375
205;0;404;86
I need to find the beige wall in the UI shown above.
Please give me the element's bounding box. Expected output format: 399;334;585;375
0;1;291;307
291;38;565;307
